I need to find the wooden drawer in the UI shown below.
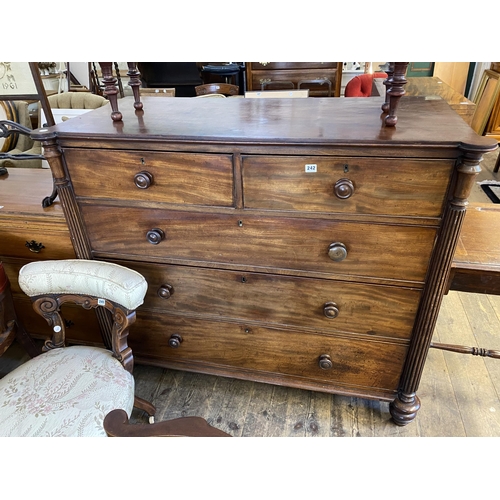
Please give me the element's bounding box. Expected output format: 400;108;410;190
243;156;453;217
0;227;75;261
130;312;409;392
82;205;437;283
124;261;421;340
64;148;234;207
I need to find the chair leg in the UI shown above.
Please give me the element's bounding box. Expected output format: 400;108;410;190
134;395;156;424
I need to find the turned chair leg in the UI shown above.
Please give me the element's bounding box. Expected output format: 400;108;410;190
134;395;156;424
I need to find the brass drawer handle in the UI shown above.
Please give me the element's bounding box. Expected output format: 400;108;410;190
157;284;174;299
323;302;339;319
134;171;154;189
334;178;354;199
168;333;183;349
328;242;347;262
146;228;165;245
318;354;333;370
25;240;45;253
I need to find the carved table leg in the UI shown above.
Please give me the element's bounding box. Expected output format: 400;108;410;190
99;62;122;122
381;62;394;113
390;392;421;426
127;63;143;111
384;62;409;127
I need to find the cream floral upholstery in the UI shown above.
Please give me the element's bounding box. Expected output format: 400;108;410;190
0;346;134;437
18;259;147;310
0;259;148;437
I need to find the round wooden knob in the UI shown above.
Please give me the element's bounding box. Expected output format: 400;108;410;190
134;171;154;189
323;302;339;319
334;178;354;199
318;354;333;370
146;228;165;245
157;284;174;299
328;242;347;262
168;334;183;348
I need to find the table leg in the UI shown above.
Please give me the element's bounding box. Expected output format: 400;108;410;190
99;62;122;122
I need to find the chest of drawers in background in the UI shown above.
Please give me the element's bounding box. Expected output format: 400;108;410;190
35;95;497;425
0;168;101;344
245;62;342;96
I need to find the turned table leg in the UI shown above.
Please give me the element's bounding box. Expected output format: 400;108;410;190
99;62;122;122
127;63;143;111
384;62;409;127
381;62;394;113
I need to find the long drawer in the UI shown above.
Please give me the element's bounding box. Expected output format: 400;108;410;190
82;205;437;282
242;156;453;217
123;261;421;340
129;312;409;393
0;228;75;261
64;149;234;207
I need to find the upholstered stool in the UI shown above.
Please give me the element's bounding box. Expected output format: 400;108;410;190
0;259;148;437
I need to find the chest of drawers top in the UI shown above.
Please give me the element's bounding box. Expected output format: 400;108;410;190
36;95;495;154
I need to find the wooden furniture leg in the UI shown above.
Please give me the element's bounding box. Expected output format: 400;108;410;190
99;62;122;122
384;62;409;127
381;62;394;113
127;63;143;111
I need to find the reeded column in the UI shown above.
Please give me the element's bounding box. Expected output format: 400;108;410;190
390;148;484;425
34;131;114;349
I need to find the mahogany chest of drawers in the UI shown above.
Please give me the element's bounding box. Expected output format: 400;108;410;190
34;95;497;425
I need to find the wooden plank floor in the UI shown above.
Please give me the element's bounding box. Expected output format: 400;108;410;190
2;150;500;437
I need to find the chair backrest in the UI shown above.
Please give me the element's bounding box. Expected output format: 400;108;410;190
18;259;148;372
47;92;109;109
195;83;239;96
344;72;388;97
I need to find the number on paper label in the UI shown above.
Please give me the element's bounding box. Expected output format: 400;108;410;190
305;164;317;173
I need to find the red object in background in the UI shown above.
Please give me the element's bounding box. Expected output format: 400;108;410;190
344;72;388;97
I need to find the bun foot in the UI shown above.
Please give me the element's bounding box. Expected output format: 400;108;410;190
385;114;398;127
390;391;420;426
111;111;123;122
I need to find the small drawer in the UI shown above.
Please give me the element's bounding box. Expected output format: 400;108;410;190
125;261;421;340
82;205;437;283
130;312;409;393
242;156;453;217
0;228;75;261
64;148;234;207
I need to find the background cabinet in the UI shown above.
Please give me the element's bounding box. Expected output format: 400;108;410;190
245;62;342;96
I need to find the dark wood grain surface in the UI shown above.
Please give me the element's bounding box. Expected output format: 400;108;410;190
35;96;497;151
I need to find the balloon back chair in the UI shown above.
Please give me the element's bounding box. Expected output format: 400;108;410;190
0;259;229;437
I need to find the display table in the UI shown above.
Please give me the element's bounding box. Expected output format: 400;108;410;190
374;76;476;125
32;95;497;425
